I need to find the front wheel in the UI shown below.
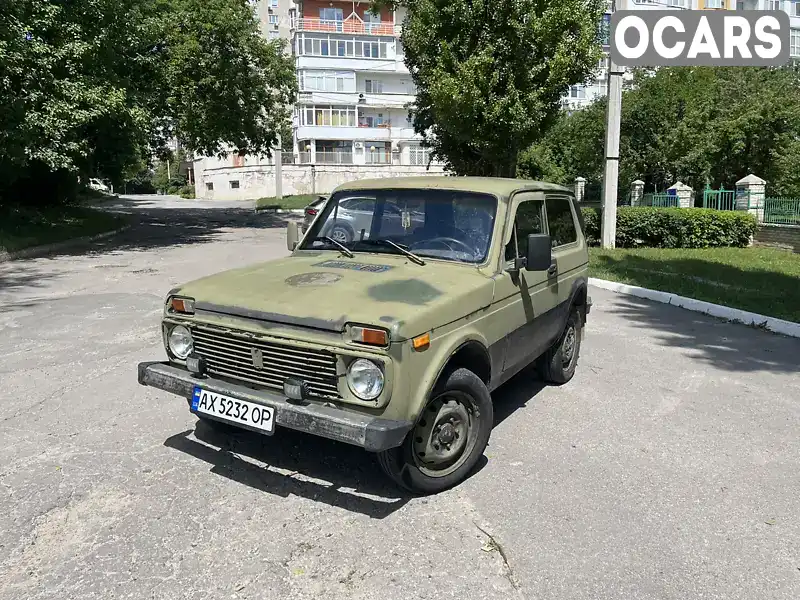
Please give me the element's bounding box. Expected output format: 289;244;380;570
377;368;493;495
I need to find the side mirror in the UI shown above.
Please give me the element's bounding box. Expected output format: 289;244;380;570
287;221;301;251
525;234;552;271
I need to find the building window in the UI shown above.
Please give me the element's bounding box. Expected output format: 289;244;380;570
766;0;781;10
793;1;800;17
302;105;357;127
791;29;800;57
302;71;355;92
230;181;240;189
298;34;388;59
668;0;686;7
270;0;278;7
569;85;585;99
704;0;722;8
365;79;384;93
206;182;214;191
408;145;431;166
320;7;344;21
269;15;278;25
269;30;280;40
359;113;385;127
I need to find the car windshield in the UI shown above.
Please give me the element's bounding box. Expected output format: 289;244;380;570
299;189;498;264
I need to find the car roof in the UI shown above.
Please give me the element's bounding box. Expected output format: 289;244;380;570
331;176;573;199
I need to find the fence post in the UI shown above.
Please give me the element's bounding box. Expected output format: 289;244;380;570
736;174;766;223
574;177;586;202
668;181;694;208
630;179;644;206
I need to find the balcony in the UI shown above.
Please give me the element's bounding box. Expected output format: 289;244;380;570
293;17;399;37
299;151;353;165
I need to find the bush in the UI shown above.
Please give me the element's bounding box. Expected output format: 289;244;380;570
580;206;757;248
178;185;196;199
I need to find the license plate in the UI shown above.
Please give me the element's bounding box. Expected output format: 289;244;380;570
191;387;275;434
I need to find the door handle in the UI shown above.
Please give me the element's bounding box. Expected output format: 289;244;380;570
547;263;558;276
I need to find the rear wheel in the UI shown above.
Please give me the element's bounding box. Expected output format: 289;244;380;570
329;224;353;244
538;306;582;385
377;368;493;495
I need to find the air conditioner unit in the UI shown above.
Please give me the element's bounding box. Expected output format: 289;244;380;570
354;142;364;150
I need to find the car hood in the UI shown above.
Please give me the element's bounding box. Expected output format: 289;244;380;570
172;252;495;341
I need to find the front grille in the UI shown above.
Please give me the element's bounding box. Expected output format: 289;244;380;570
191;325;341;400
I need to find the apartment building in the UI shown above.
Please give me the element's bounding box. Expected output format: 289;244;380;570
565;0;800;110
286;0;434;167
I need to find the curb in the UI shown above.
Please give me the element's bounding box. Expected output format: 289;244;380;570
254;207;305;215
588;277;800;339
0;226;130;263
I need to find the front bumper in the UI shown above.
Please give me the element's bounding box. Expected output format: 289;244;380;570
138;361;412;452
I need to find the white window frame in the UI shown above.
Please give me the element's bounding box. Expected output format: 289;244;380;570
298;34;389;59
302;105;357;127
791;28;800;57
365;79;384;93
766;0;781;11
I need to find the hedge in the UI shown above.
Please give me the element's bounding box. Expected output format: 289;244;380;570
580;207;758;249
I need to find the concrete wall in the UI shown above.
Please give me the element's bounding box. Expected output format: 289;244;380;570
195;162;447;201
754;224;800;252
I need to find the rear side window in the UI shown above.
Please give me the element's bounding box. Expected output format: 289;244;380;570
545;196;578;248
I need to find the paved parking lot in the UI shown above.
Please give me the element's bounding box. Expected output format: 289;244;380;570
1;196;798;600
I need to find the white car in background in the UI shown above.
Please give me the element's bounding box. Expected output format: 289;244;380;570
89;178;111;193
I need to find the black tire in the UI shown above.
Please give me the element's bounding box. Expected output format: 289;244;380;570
376;368;493;495
328;224;353;244
538;306;582;385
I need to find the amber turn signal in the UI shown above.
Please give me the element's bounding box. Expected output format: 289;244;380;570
350;326;389;346
170;297;195;314
412;332;430;351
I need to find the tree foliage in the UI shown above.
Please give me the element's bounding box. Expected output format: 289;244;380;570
0;0;296;204
537;66;800;198
374;0;605;177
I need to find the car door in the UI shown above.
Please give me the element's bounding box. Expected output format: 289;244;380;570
490;194;561;376
544;194;586;324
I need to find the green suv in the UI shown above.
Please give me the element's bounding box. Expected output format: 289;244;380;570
138;177;592;494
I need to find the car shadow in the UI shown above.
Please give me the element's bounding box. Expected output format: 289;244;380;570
491;364;547;428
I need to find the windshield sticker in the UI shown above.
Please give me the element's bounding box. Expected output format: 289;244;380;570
313;260;394;273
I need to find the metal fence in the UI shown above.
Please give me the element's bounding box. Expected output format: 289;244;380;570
764;197;800;225
298;151;353;165
702;187;740;211
642;192;679;208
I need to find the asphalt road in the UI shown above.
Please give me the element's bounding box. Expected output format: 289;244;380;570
1;196;798;600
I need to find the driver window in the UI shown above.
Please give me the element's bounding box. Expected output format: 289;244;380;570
505;200;544;260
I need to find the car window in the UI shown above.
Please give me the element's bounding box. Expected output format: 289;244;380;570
545;197;578;248
301;189;498;264
505;200;544;260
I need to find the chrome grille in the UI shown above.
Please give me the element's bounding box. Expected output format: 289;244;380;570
191;325;341;399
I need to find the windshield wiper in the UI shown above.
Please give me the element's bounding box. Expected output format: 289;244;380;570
356;239;426;266
310;236;354;258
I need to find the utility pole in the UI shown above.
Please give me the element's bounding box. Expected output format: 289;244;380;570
601;0;623;249
275;133;283;201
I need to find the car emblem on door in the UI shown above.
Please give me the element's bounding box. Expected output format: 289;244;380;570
251;348;264;370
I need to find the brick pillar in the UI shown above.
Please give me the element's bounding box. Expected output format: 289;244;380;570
630;179;644;206
574;177;586;202
668;181;694;208
736;174;766;223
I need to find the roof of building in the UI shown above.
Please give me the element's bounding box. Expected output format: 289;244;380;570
332;176;573;198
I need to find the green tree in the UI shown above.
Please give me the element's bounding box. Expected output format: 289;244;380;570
537;67;800;198
0;0;296;205
374;0;605;177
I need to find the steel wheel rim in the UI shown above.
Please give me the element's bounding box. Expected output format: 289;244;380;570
411;391;480;478
562;325;576;368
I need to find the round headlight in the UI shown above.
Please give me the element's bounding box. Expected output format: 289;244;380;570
168;325;194;359
347;359;384;400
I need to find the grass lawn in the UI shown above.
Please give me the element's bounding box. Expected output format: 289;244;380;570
589;246;800;323
0;204;127;253
255;195;318;211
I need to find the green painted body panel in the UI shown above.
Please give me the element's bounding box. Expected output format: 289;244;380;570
161;177;589;427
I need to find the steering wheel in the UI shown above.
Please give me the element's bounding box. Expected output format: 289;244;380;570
410;236;476;257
